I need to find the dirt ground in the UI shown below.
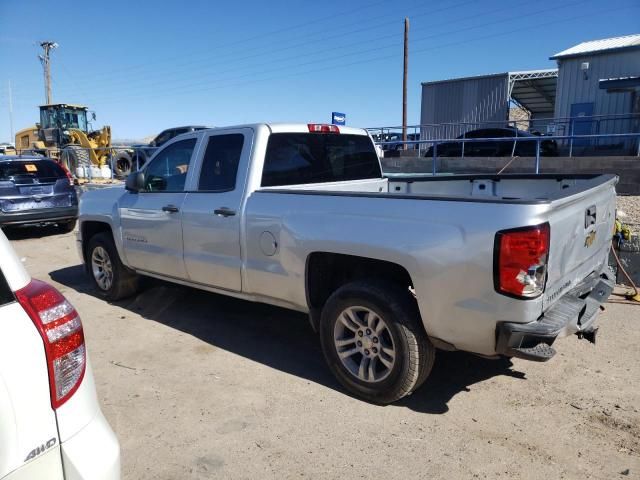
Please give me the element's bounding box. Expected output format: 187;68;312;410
6;226;640;480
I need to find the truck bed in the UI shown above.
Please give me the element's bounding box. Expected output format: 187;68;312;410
261;173;616;205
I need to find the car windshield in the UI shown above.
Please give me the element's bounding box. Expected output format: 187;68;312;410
0;160;66;183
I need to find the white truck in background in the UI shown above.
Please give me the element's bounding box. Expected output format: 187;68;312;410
78;123;616;404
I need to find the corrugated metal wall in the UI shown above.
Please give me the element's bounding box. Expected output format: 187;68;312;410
420;73;509;141
554;49;640;137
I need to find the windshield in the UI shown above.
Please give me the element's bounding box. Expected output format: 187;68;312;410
39;107;88;131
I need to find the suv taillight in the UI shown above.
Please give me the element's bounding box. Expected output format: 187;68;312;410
15;279;85;409
494;223;550;299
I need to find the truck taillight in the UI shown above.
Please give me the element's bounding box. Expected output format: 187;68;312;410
494;223;550;299
15;279;85;409
308;124;340;133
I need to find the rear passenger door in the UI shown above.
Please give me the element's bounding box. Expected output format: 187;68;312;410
181;129;252;291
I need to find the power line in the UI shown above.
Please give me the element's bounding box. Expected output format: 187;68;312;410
54;0;595;105
60;0;477;85
50;0;551;101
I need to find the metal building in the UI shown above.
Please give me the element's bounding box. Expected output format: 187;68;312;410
419;70;558;140
550;33;640;142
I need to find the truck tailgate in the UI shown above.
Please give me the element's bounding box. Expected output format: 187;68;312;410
542;175;616;310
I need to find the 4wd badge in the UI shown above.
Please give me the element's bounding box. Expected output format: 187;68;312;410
24;438;56;462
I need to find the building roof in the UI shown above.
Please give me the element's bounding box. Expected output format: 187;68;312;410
550;33;640;59
39;103;88;109
421;69;558;114
508;70;558;114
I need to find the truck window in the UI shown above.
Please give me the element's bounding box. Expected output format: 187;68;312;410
198;134;244;191
143;138;196;192
0;269;13;306
261;133;381;187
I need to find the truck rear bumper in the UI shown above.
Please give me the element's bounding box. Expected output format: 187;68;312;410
495;270;614;362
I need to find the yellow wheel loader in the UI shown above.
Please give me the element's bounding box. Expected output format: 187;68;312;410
14;104;132;178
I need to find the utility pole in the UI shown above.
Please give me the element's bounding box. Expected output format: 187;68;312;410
402;18;409;150
8;81;14;141
38;41;58;104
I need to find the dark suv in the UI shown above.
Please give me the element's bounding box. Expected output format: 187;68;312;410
131;125;209;168
0;156;78;232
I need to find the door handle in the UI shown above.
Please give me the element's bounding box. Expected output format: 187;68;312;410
214;207;236;217
162;204;180;213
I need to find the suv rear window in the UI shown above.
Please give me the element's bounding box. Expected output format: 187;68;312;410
0;269;13;306
0;160;66;183
261;133;381;187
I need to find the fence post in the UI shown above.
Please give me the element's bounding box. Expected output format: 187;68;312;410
432;142;437;176
461;131;465;159
535;138;541;174
87;148;92;182
569;120;574;158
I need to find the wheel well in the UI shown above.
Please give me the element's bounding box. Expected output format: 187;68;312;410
306;252;414;312
80;221;113;263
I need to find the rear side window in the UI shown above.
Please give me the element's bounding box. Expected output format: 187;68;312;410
0;269;13;306
0;161;66;183
198;134;244;191
261;133;381;187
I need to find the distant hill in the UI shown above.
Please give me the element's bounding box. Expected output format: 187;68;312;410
112;136;154;146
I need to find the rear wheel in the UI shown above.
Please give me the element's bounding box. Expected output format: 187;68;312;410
87;232;139;300
319;281;435;404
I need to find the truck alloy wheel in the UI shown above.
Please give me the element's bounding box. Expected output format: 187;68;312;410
319;281;435;404
91;246;114;291
333;306;396;383
86;232;139;301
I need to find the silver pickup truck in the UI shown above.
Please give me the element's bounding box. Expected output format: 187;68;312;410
78;123;616;404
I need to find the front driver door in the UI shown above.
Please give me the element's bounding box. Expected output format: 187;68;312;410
119;136;198;279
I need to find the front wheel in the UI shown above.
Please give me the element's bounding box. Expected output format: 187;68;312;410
87;232;139;301
319;281;435;404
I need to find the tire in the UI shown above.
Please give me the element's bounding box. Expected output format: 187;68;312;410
60;145;91;174
112;151;133;178
319;281;435;404
86;232;139;301
57;219;77;234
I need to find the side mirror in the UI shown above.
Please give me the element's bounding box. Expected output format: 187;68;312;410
125;171;145;193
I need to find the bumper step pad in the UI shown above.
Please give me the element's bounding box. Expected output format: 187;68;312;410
511;343;557;362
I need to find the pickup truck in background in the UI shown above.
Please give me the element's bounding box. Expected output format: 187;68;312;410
77;123;616;404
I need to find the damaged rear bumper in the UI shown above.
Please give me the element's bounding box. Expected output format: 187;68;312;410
495;270;614;362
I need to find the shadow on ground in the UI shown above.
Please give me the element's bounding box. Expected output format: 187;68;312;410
2;224;70;240
51;264;526;414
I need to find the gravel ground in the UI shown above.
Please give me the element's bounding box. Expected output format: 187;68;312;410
6;227;640;480
617;195;640;228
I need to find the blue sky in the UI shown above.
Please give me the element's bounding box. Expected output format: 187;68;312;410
0;0;638;142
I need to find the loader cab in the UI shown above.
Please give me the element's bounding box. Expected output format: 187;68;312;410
39;104;89;133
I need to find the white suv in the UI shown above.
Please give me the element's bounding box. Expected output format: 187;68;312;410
0;231;120;479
